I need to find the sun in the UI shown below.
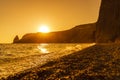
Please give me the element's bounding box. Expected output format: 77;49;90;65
39;25;50;33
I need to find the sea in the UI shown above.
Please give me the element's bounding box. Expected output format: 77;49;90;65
0;43;95;78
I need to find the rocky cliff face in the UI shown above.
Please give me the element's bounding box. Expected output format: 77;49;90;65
14;23;96;43
96;0;120;42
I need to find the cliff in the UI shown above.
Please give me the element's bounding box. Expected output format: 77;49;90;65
96;0;120;43
14;23;96;43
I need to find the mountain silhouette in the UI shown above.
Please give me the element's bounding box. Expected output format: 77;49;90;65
13;23;96;43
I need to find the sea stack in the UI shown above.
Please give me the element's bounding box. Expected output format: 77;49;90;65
13;35;19;43
96;0;120;43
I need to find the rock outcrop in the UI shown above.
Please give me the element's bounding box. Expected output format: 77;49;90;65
13;35;19;43
14;23;96;43
96;0;120;43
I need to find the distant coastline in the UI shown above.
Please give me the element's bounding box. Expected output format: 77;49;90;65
13;23;96;43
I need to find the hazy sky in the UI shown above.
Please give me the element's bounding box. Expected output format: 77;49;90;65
0;0;101;43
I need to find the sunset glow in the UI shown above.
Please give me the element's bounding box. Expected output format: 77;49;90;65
0;0;101;43
39;25;50;33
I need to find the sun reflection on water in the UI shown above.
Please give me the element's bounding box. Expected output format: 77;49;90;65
40;48;49;53
37;44;49;53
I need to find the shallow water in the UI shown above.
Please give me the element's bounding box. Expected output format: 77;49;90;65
0;43;95;78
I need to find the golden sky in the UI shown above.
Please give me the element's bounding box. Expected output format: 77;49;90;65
0;0;101;43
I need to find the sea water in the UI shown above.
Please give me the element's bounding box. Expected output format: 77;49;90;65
0;43;95;78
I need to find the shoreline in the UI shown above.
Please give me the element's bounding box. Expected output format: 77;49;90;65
3;43;120;80
0;43;94;79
